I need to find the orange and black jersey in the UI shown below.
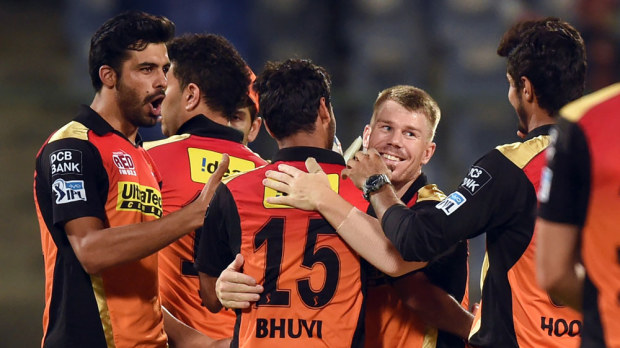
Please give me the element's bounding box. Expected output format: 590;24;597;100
145;114;266;339
195;147;369;348
33;105;166;348
539;83;620;348
382;126;581;348
364;173;469;348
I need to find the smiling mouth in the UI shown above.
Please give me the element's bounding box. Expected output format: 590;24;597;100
381;153;403;162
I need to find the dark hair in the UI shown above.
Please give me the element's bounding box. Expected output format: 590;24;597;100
497;17;586;116
253;59;331;140
168;33;250;119
240;94;258;122
89;11;175;91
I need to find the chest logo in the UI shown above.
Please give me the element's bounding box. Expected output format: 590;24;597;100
116;181;162;218
112;151;137;176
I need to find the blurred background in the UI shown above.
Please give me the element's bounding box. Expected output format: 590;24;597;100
1;0;619;345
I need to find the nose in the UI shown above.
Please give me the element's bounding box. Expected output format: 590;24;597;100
387;131;404;147
154;68;167;90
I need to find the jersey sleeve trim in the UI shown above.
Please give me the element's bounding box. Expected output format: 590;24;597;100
49;121;90;143
561;82;620;122
416;184;446;203
495;135;550;169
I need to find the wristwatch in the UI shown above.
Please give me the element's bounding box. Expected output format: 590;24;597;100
362;174;392;201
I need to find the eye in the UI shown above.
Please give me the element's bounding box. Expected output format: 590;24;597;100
163;66;170;74
380;125;391;131
141;66;153;73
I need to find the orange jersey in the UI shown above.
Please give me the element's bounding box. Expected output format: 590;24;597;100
540;83;620;347
145;115;267;338
196;147;369;347
364;174;469;348
34;105;166;347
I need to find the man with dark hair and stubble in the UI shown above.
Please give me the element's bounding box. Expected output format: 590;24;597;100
144;33;267;341
195;59;370;347
33;11;227;347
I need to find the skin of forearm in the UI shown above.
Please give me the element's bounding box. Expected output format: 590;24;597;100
547;264;584;311
395;275;473;340
314;187;426;276
67;206;202;274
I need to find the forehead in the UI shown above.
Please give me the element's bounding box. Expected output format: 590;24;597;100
123;42;169;66
374;100;430;130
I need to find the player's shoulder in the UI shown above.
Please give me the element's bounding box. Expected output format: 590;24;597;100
48;121;90;144
561;82;620;123
495;135;550;169
143;134;191;151
416;184;446;203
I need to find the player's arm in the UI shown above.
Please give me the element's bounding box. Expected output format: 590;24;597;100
163;305;232;348
537;119;589;312
264;158;426;276
395;272;473;340
536;219;583;311
65;154;229;274
198;272;222;313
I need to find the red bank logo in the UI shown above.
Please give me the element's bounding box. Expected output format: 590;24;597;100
112;151;137;176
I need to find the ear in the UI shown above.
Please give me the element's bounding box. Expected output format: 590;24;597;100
99;65;117;89
362;124;372;150
247;117;262;143
420;141;436;166
185;83;201;111
317;97;331;127
521;76;534;103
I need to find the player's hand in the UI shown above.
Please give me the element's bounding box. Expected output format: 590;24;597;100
342;148;391;190
198;153;230;206
263;157;331;210
216;254;263;309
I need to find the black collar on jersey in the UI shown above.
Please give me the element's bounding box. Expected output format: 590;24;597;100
272;146;345;165
75;104;144;146
399;173;429;205
367;173;428;217
524;124;553;140
176;114;244;143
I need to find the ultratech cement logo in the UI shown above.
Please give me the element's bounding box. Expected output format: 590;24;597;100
116;181;162;217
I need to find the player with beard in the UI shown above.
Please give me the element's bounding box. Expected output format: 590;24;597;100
195;59;369;347
33;11;227;348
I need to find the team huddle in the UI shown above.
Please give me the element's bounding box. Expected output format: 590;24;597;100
33;10;620;348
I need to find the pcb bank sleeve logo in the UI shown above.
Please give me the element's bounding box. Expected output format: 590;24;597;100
187;148;256;183
53;178;87;204
263;174;340;209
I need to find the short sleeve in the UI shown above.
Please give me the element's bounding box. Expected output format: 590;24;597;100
194;183;239;277
538;119;591;226
37;138;108;226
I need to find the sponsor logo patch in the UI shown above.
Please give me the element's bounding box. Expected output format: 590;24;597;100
50;149;82;176
112;151;137;176
116;181;162;218
460;166;491;195
538;167;553;203
187;148;257;183
53;178;87;204
435;191;466;215
264;174;339;209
